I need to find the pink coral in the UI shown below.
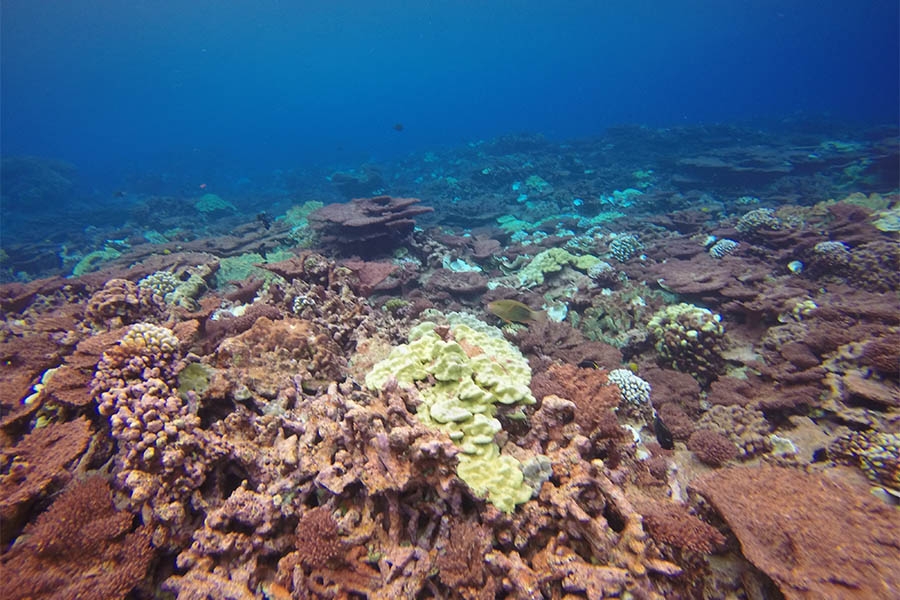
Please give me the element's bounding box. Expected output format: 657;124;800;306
92;323;222;547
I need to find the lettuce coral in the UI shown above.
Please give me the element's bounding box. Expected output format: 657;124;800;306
366;319;535;512
517;247;601;287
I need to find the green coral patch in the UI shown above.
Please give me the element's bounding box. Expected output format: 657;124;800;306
365;318;535;512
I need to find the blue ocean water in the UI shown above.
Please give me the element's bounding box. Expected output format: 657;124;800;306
2;0;897;189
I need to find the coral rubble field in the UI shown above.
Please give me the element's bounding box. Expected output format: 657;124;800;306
1;124;898;599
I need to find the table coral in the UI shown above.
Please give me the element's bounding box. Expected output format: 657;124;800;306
307;195;433;255
0;417;92;542
692;466;900;600
2;476;154;600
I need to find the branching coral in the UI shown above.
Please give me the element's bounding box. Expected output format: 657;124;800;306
93;322;223;547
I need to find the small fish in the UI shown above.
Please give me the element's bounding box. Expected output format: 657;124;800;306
199;183;207;189
653;412;674;450
487;299;546;324
392;123;404;132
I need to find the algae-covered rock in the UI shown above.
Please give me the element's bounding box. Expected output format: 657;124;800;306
366;319;535;512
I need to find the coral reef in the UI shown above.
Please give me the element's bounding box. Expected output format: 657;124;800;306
1;124;897;600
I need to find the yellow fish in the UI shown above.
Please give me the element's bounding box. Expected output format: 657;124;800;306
487;299;546;324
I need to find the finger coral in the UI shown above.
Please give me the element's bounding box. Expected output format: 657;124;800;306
93;322;222;547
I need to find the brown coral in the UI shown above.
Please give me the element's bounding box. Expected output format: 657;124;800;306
2;476;154;600
0;417;92;542
435;520;494;594
294;507;345;569
531;363;624;441
640;500;725;554
308;195;434;255
83;278;159;330
512;319;623;372
214;316;345;396
687;429;739;467
697;404;771;458
692;466;900;600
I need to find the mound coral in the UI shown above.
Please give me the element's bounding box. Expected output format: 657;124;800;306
648;302;725;385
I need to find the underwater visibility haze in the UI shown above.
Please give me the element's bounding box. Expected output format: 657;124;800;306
1;1;899;599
